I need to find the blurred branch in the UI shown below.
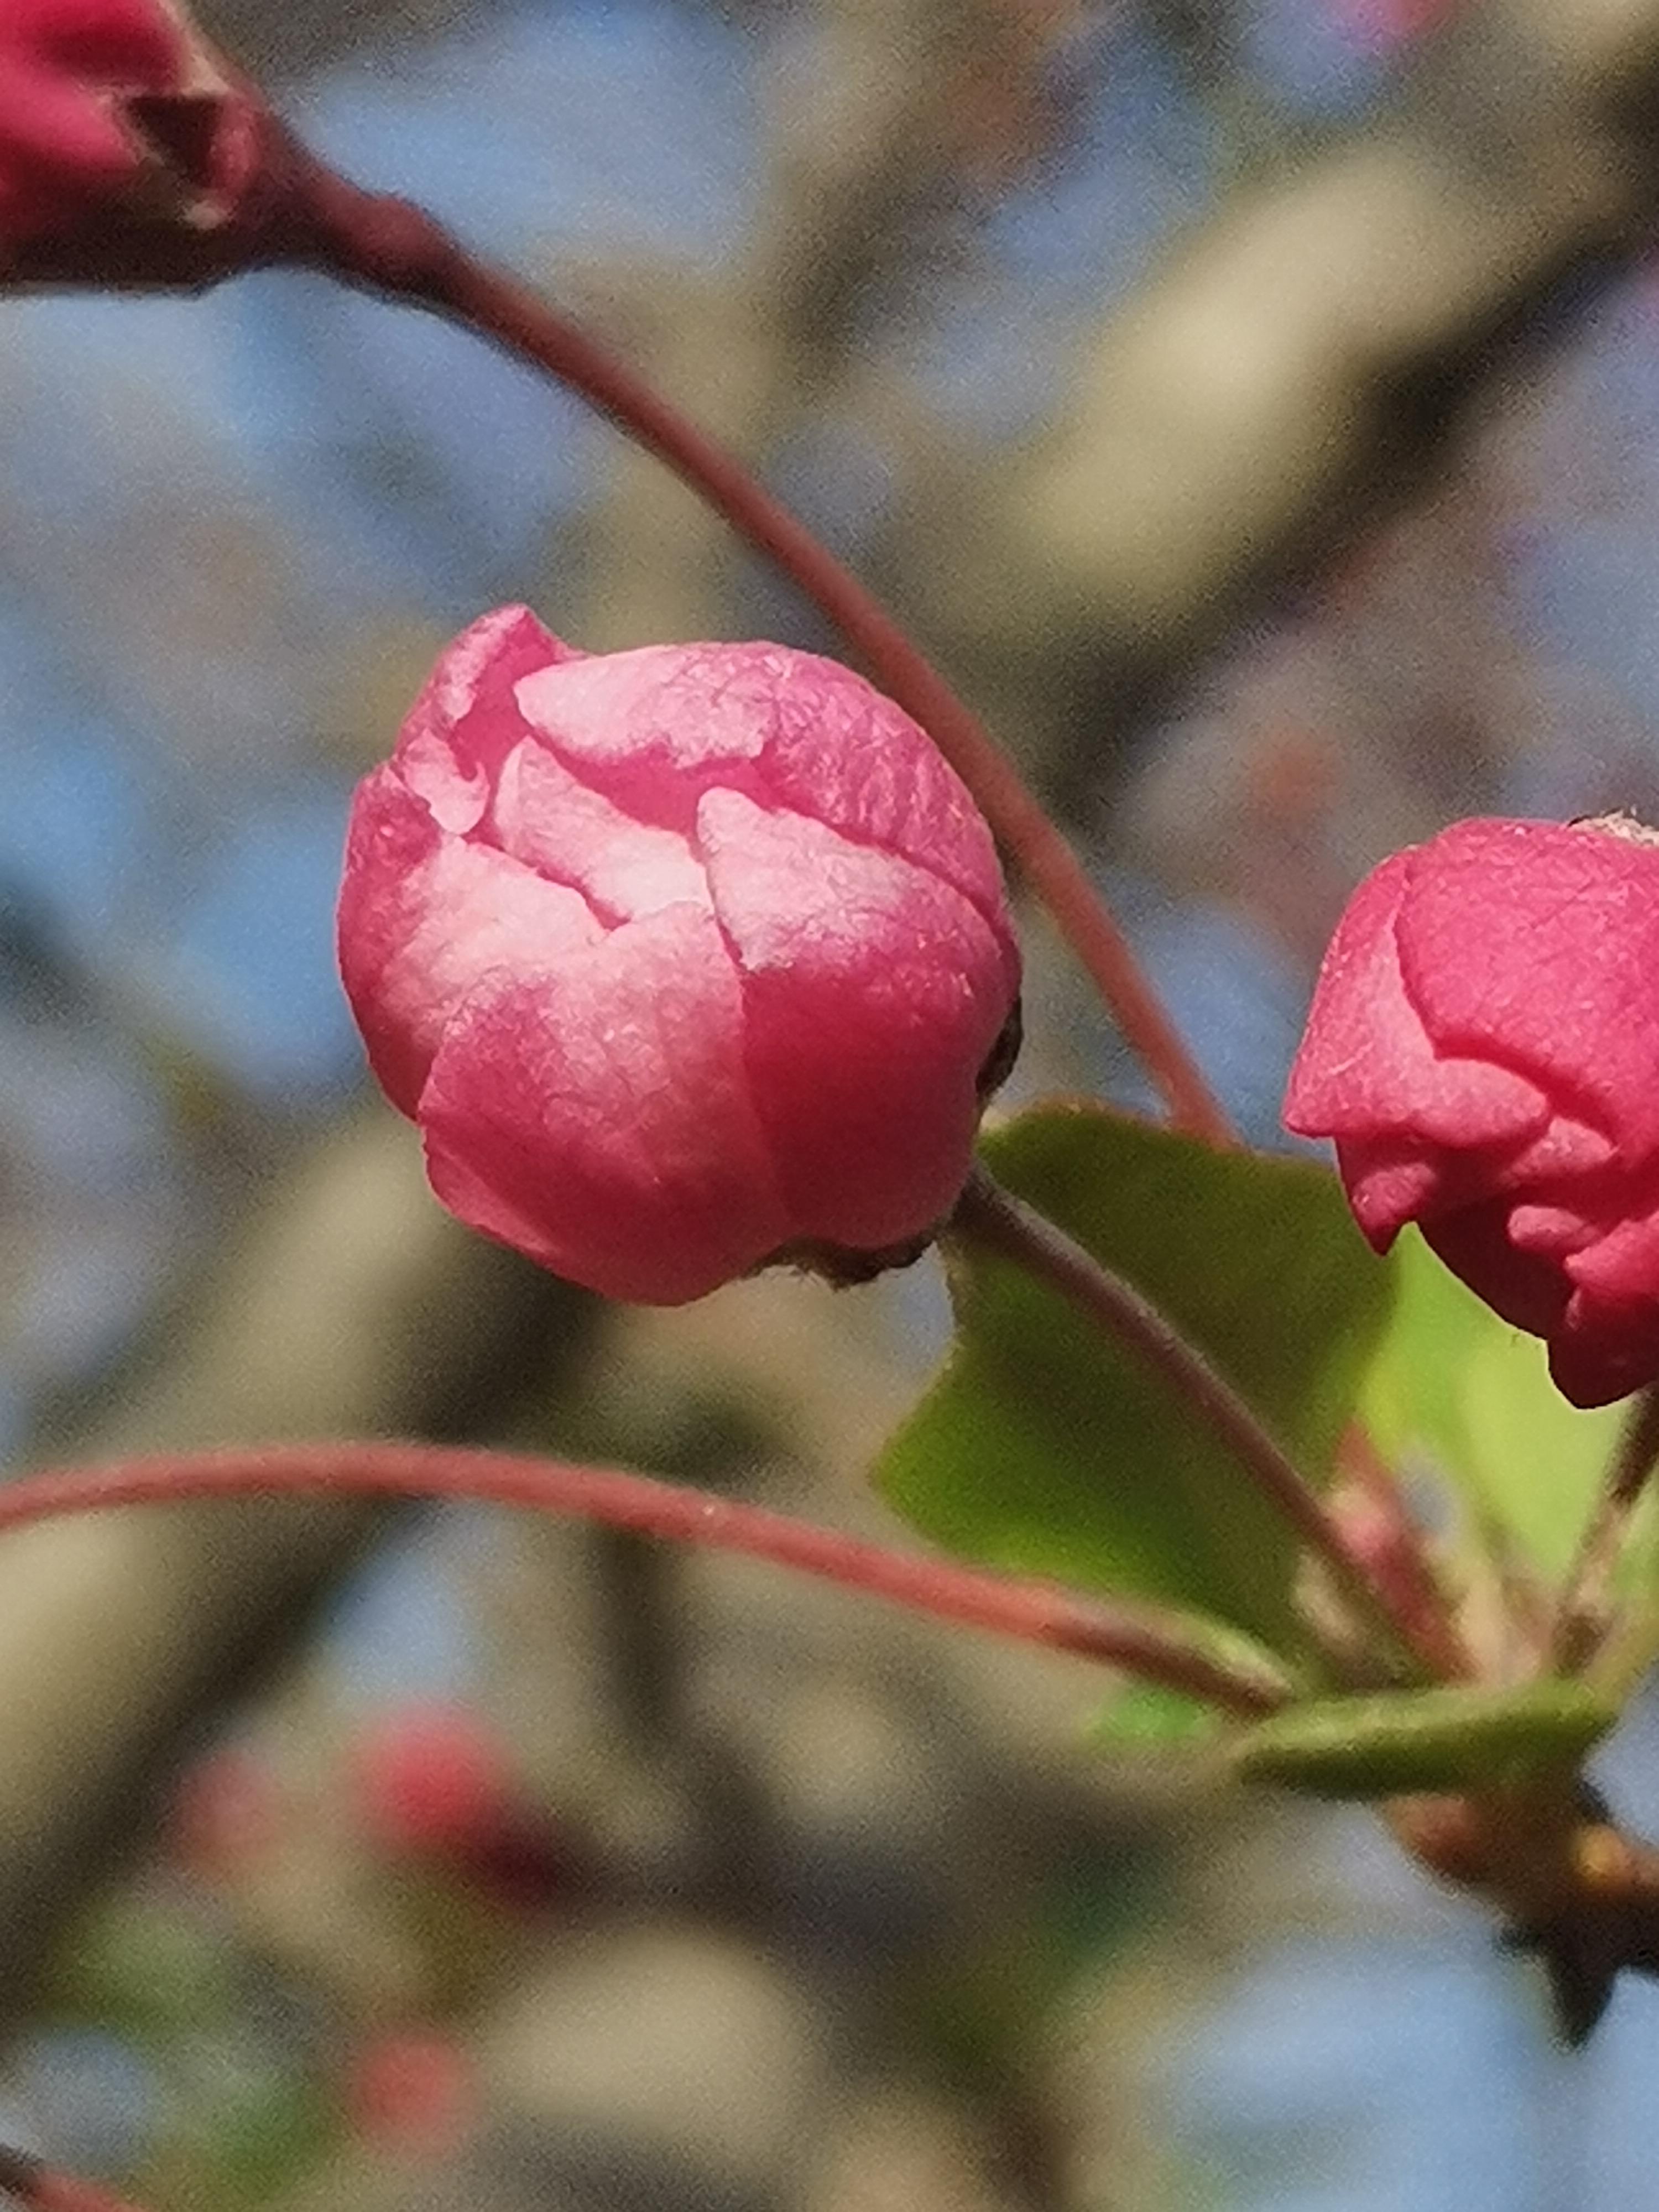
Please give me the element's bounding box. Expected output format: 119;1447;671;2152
901;0;1659;770
194;0;784;83
0;1113;587;2021
194;0;498;80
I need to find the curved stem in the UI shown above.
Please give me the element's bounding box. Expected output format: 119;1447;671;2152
951;1166;1451;1681
273;153;1232;1146
1552;1383;1659;1676
0;1445;1289;1717
1334;1423;1474;1682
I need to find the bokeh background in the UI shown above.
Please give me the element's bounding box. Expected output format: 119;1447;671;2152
5;0;1659;2204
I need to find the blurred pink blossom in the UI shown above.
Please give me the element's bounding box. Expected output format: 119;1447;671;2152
351;1703;576;1911
1329;0;1457;51
345;2032;475;2158
167;1744;282;1882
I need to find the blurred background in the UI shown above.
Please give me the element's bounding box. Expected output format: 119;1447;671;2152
4;0;1659;2203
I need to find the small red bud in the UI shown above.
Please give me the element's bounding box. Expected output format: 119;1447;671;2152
0;0;286;289
345;2032;474;2158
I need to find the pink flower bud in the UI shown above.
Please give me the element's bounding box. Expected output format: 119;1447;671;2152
345;2032;474;2158
1285;816;1659;1408
338;609;1022;1304
351;1703;575;1912
0;0;272;283
352;1704;517;1861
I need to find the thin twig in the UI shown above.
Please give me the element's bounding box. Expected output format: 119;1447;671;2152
0;1446;1289;1717
1334;1423;1474;1682
950;1165;1449;1681
271;153;1232;1146
1551;1384;1659;1676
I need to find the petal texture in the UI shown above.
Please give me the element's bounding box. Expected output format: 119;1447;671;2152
338;765;601;1118
340;613;1021;1303
1286;813;1659;1409
698;788;1009;1246
419;905;788;1304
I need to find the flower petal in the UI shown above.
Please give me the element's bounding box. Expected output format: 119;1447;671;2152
1421;1200;1569;1339
515;641;1013;948
490;738;708;922
1285;849;1548;1149
1397;817;1659;1156
338;765;602;1117
1332;1137;1442;1250
418;903;788;1304
697;787;1011;1247
397;605;578;834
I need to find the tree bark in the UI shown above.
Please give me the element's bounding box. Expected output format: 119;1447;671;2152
0;1113;587;2019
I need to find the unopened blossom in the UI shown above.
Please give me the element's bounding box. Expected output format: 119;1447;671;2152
338;608;1021;1304
1285;815;1659;1408
0;0;271;283
351;1704;572;1910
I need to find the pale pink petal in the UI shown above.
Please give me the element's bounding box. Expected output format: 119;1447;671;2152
397;606;579;833
1397;817;1659;1155
418;904;789;1304
751;649;1010;936
338;765;602;1117
516;641;1013;951
514;644;776;817
1489;1115;1614;1188
1506;1204;1600;1259
697;788;1011;1247
490;738;708;922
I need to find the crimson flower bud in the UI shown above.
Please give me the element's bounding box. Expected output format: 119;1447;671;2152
338;608;1022;1304
1285;815;1659;1408
351;1703;573;1912
0;0;274;286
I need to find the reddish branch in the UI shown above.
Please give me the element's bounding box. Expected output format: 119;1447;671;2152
1551;1384;1659;1676
0;1444;1288;1716
951;1166;1457;1683
269;151;1233;1147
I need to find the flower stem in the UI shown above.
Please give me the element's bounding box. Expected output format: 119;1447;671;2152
1551;1384;1659;1675
273;152;1232;1146
1334;1423;1474;1682
0;1445;1289;1717
950;1165;1451;1681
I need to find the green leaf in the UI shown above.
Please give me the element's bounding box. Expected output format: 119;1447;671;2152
1231;1680;1616;1801
877;1105;1392;1653
1359;1228;1634;1583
